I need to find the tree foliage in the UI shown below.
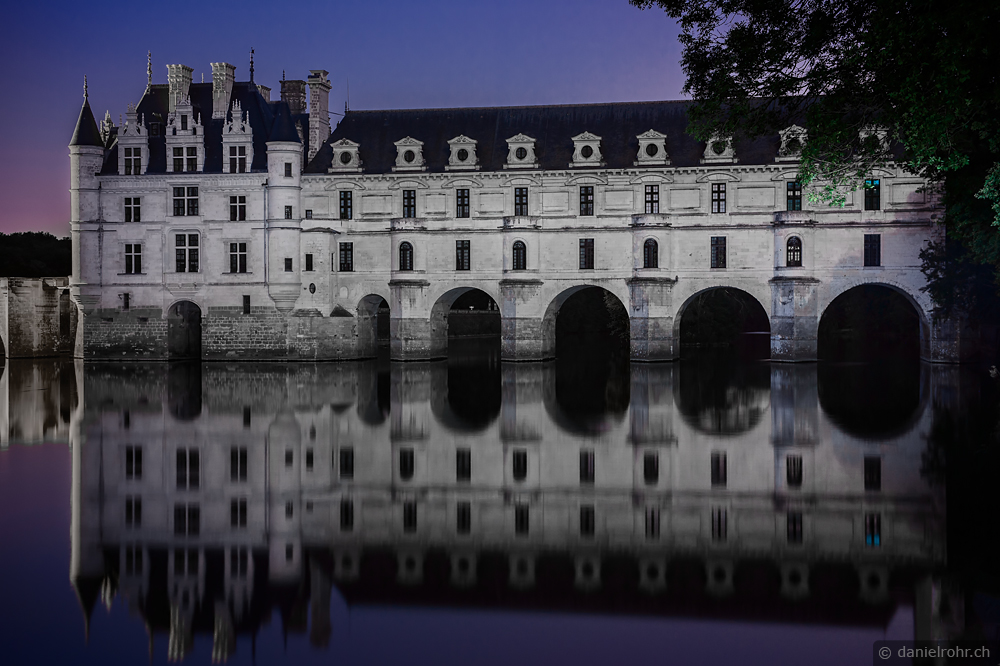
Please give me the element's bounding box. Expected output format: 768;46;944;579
0;232;71;277
631;0;1000;257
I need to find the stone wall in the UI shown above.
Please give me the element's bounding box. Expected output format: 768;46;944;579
0;277;77;358
82;307;168;359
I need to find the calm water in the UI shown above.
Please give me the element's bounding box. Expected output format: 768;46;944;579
0;342;996;666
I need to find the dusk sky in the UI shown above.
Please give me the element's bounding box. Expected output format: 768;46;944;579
0;0;686;237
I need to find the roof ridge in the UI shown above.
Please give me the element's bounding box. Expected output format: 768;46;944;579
344;99;692;114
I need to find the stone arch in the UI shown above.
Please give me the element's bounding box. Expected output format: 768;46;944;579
541;283;631;359
166;300;202;360
356;294;390;359
672;285;772;352
819;279;931;359
429;286;501;358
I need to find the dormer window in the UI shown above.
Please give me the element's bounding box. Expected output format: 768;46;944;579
570;132;604;168
702;134;735;164
222;101;253;174
447;135;479;170
181;115;188;131
505;134;537;169
329;138;362;173
635;130;669;166
393;137;426;172
777;125;807;162
118;105;148;176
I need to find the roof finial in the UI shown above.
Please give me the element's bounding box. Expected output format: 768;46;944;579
147;51;152;87
282;69;285;81
249;48;255;83
84;75;88;100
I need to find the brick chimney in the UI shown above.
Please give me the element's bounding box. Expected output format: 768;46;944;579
307;70;331;163
281;79;307;115
211;62;236;119
166;64;193;112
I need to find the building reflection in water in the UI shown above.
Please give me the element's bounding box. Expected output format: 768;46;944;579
0;350;952;661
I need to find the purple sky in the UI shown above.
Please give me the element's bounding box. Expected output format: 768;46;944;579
0;0;686;237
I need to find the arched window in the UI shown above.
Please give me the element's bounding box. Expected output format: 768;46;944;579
643;238;658;269
399;242;413;271
512;241;526;271
786;237;802;267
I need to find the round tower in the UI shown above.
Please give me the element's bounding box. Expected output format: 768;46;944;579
265;102;304;313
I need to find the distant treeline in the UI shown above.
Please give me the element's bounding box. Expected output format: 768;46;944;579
0;232;71;277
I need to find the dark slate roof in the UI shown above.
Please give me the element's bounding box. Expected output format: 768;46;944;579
269;102;301;143
69;99;104;147
306;101;782;174
98;81;309;175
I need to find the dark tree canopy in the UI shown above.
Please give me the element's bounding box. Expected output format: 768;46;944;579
631;0;1000;263
0;232;71;277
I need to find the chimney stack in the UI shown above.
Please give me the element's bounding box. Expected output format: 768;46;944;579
211;62;236;119
166;64;193;112
307;70;331;163
281;79;307;115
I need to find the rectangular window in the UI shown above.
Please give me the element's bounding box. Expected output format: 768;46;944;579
174;504;200;536
340;499;354;532
125;243;142;274
340;191;353;220
284;258;293;272
644;185;659;214
285;501;294;519
645;506;660;540
579;186;594;216
456;448;471;482
284;205;293;220
122;293;130;311
230;498;247;528
125;446;142;480
512;449;527;481
787;181;803;211
864;179;881;210
579;449;595;484
864;456;882;491
399;448;415;480
643;452;659;485
711;183;726;213
787;455;803;488
457;502;471;535
125;497;142;528
231;447;248;482
580;505;595;537
305;209;312;219
864;513;881;547
403;190;416;218
339;242;354;272
579;238;595;270
456;240;471;271
864;234;881;267
711;507;727;541
124;147;141;175
243;406;251;427
124;545;143;575
284;162;292;178
186;146;197;173
284;449;293;467
710;451;727;487
230;547;248;578
124;197;141;222
242;295;251;315
403;501;417;533
305;448;314;470
229;146;247;173
181;115;188;131
305;253;314;272
229;195;247;221
175;234;199;272
229;242;248;273
176;448;200;489
456;188;470;218
514;504;529;535
710;236;727;269
173;147;184;173
339;447;354;479
172;187;198;216
787;512;803;544
514;187;528;216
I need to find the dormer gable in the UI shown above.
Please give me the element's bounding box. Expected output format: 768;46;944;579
222;101;253;174
446;135;479;171
118;103;148;176
505;133;537;169
635;129;669;166
570;131;604;168
776;125;807;162
701;134;736;164
165;95;205;173
392;136;426;172
329;138;362;173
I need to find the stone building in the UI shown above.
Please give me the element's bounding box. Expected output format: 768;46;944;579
70;58;956;362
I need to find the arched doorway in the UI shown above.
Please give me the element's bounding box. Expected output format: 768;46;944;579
167;301;202;360
545;286;630;429
357;295;390;359
676;287;771;359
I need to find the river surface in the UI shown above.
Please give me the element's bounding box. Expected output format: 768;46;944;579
0;340;996;665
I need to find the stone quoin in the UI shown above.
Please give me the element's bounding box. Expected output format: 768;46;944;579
66;57;958;362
